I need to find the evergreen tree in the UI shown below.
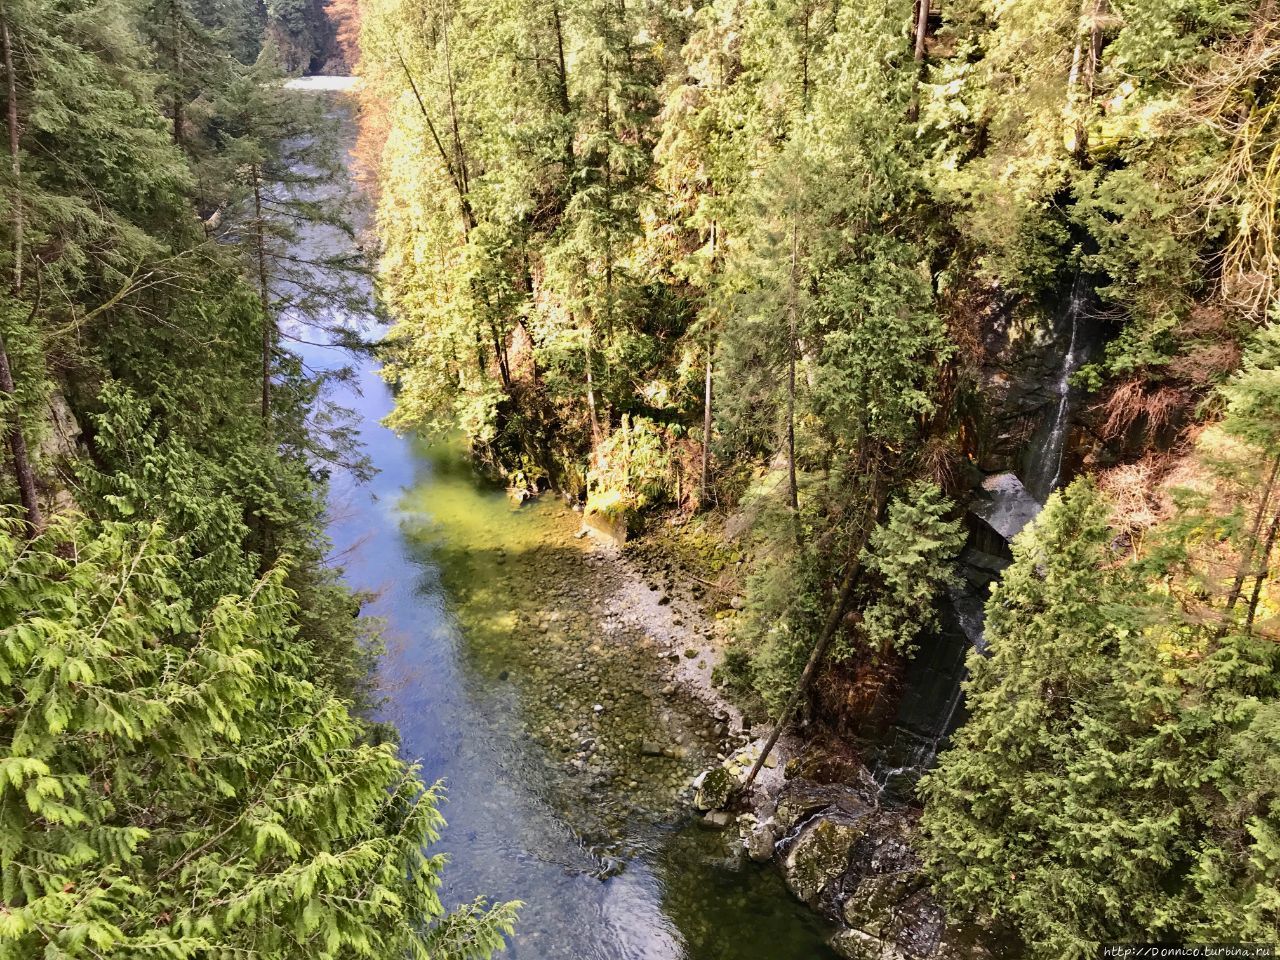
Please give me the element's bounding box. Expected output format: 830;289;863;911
0;512;518;959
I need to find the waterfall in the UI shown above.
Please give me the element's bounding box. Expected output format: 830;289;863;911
872;273;1100;801
1024;272;1091;503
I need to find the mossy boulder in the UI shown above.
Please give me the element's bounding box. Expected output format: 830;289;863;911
692;766;735;810
781;815;866;906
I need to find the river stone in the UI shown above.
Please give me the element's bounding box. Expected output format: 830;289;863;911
781;816;866;906
744;818;782;862
692;766;735;810
699;810;733;830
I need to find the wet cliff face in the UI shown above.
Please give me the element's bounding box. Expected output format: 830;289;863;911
864;271;1115;797
971;274;1109;502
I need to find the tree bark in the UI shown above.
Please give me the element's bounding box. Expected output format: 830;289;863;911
3;10;20;294
489;320;511;389
171;2;184;146
0;10;39;532
551;3;571;117
584;324;601;446
701;220;717;509
0;334;41;531
907;0;929;120
1244;506;1280;634
702;347;712;506
786;218;800;516
397;52;475;234
1225;453;1280;617
913;0;930;61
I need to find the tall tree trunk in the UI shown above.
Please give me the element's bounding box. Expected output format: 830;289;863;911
1066;0;1106;154
489;321;511;389
701;220;717;509
253;166;271;423
3;11;20;294
171;2;184;147
551;3;571;116
739;466;886;795
1225;453;1280;617
702;346;712;507
1245;507;1280;634
438;19;471;199
584;323;601;446
786;218;800;516
0;10;39;532
913;0;930;61
0;336;41;532
907;0;929;120
397;53;475;234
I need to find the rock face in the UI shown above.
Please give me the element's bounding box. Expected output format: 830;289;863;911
764;777;990;960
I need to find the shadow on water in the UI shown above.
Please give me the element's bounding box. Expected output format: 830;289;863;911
289;92;838;960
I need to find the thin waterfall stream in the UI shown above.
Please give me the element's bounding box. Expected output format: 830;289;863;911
872;272;1100;795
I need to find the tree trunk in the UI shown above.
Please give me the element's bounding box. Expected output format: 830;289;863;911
398;52;475;235
1225;453;1280;617
701;220;717;509
438;19;471;199
551;3;571;117
490;321;511;389
786;218;800;516
913;0;930;61
584;324;601;446
3;11;20;294
1066;0;1106;154
702;348;712;506
253;166;271;424
0;11;38;532
739;468;886;795
907;0;929;120
171;3;184;146
1244;506;1280;634
0;335;41;532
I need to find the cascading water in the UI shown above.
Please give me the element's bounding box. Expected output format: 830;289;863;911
871;274;1103;798
1023;272;1092;503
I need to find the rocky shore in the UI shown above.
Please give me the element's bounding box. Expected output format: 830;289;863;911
595;515;999;960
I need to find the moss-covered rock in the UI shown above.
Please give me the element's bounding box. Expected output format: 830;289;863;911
692;765;735;810
781;816;866;906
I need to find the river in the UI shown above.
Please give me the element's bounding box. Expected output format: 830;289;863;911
285;83;837;960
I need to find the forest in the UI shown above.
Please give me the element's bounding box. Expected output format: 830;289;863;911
1;0;1278;958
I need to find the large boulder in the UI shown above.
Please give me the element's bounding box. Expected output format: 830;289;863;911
743;816;782;862
773;779;872;833
781;814;867;907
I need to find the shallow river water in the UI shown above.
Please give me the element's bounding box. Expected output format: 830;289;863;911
289;89;837;960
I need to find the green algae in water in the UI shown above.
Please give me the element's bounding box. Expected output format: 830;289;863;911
382;439;839;957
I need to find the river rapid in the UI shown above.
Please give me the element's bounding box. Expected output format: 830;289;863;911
286;83;837;960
